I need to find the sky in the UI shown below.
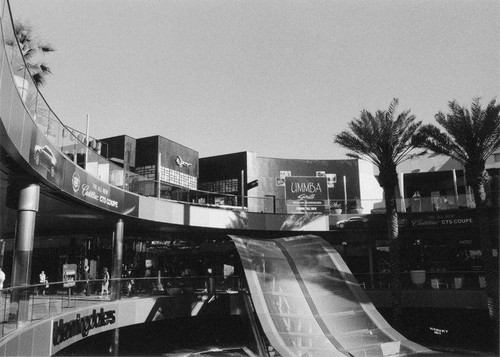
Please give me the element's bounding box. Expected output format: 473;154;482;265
9;0;500;160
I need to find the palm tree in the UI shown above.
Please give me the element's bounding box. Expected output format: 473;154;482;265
414;98;500;341
334;98;425;328
415;98;500;207
5;21;55;86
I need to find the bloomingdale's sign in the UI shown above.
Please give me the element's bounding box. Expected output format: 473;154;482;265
52;308;116;346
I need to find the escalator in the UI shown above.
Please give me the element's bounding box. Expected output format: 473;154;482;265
231;235;434;357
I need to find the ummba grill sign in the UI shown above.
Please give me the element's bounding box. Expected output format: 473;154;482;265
285;176;328;202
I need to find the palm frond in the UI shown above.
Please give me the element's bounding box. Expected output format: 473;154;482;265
7;20;55;87
416;98;500;173
334;99;424;184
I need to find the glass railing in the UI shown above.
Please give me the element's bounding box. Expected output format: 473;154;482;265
353;270;487;290
0;274;243;339
327;194;480;215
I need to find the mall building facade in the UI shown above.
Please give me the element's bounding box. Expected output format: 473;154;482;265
90;134;499;281
3;126;497;287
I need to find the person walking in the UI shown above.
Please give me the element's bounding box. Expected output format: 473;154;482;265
39;270;47;295
84;265;90;296
0;268;5;293
100;267;110;297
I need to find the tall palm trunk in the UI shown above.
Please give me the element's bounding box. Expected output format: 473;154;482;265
384;184;402;329
474;183;498;351
468;171;498;350
470;181;487;207
477;208;499;350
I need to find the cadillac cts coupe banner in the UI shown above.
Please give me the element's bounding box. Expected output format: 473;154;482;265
62;163;139;217
284;176;328;214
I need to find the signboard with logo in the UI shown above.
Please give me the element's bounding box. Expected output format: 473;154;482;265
284;176;328;214
63;164;139;217
62;264;77;288
398;211;475;229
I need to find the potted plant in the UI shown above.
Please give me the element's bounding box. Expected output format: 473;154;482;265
330;201;342;214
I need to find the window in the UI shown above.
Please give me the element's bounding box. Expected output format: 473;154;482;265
200;178;239;193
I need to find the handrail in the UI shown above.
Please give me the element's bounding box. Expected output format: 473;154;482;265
0;271;487;340
353;270;487;290
0;275;243;339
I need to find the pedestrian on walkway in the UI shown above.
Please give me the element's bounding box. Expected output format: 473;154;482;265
0;268;5;292
84;265;90;296
100;267;110;297
39;270;47;295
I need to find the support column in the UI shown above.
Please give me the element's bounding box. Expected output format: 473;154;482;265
10;183;40;322
112;219;124;300
112;328;120;356
398;172;406;213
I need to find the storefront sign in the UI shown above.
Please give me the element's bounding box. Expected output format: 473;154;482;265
285;176;328;213
175;155;192;167
62;264;77;288
52;308;116;346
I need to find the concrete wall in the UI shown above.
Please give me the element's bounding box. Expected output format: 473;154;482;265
138;195;329;231
358;160;384;213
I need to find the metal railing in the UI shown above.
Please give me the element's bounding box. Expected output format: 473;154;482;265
353;270;487;290
0;269;488;340
0;275;243;339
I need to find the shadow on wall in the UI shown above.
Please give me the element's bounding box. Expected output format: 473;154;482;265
280;214;322;231
226;210;249;229
224;211;326;231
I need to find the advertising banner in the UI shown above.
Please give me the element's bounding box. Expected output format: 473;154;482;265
62;264;77;288
9;114;140;217
28;125;65;187
62;163;139;217
398;211;475;229
284;176;328;214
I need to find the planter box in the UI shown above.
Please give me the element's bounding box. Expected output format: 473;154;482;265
410;269;426;286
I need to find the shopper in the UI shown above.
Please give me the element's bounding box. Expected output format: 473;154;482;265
44;277;49;295
125;269;134;296
84;265;90;296
100;267;110;297
0;267;5;292
39;270;47;295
